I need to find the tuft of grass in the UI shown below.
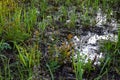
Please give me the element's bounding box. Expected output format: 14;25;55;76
23;6;37;33
72;51;84;80
15;43;41;68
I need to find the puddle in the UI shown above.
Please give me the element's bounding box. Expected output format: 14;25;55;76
72;8;118;65
96;8;107;26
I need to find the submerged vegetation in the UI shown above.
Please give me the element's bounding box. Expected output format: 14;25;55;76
0;0;120;80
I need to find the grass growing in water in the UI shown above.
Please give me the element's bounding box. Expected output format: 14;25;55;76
0;0;119;79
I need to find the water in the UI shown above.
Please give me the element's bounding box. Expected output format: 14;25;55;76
72;8;118;65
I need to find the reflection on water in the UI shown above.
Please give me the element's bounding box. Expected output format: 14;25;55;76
96;8;107;26
72;8;118;65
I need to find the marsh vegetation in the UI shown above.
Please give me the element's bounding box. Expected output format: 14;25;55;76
0;0;120;80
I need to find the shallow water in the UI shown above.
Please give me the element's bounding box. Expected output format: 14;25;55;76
72;9;118;65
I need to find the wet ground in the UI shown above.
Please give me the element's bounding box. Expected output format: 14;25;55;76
32;7;120;79
1;1;120;79
72;10;118;65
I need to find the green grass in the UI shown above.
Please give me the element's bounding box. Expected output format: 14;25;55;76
96;27;120;79
0;0;119;79
72;51;84;80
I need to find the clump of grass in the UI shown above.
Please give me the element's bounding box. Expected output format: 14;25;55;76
72;51;84;80
0;0;38;43
2;9;30;42
15;43;41;68
23;6;37;33
72;50;95;80
68;9;77;28
96;28;120;79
